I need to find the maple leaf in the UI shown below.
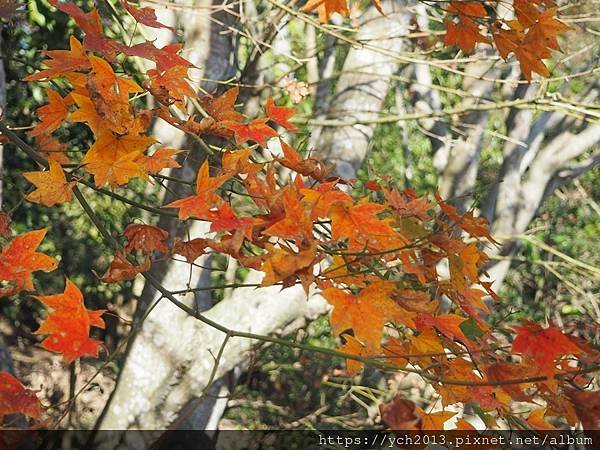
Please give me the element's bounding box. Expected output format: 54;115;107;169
526;408;556;430
385;188;434;221
485;362;535;402
529;7;571;52
301;181;352;219
436;357;480;406
165;161;229;220
303;0;349;23
145;66;195;110
82;132;155;187
223;118;278;147
0;372;41;421
513;0;542;28
447;0;486;18
260;243;318;292
138;147;181;175
48;0;103;36
279;140;332;181
491;21;521;60
34;134;70;164
23;160;76;207
122;0;175;31
512;321;581;387
416;313;471;346
265;96;298;131
208;203;260;236
27;88;69;137
101;252;151;283
514;44;550;81
0;228;58;297
123;224;169;254
84;149;148;188
222;148;262;175
123;42;193;72
322;281;415;351
34;278;105;363
339;334;370;376
263;187;314;245
444;17;489;54
24;36;90;81
69;93;105;135
379;396;422;430
329;201;396;250
200;87;244;123
173;237;209;263
421;410;456;430
565;389;600;430
448;243;483;292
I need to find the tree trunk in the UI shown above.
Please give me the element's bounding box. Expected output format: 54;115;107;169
311;1;413;178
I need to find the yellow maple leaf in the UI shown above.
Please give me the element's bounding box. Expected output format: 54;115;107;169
82;132;155;187
23;160;76;207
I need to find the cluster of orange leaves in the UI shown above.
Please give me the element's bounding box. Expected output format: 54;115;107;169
0;0;598;432
303;0;571;81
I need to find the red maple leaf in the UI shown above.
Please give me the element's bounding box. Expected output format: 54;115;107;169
35;278;106;363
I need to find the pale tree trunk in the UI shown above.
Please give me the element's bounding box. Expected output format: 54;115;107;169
311;1;413;178
486;120;600;288
436;58;499;212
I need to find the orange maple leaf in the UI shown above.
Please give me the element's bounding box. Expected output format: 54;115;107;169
339;334;370;376
526;408;556;430
123;42;193;72
263;187;314;245
123;223;169;254
223;118;278;147
260;243;318;292
23;160;76;207
329;201;396;251
301;181;352;219
512;321;581;388
173;237;209;263
145;65;195;110
200;86;245;123
322;281;415;351
24;35;90;82
447;0;487;18
101;252;151;283
165;160;230;220
265;96;298;131
28;88;69;137
279;140;332;181
82;132;155;187
0;228;58;297
121;0;175;31
34;133;70;164
303;0;349;22
444;17;489;54
416;313;471;346
0;372;41;422
138;147;181;175
35;278;105;363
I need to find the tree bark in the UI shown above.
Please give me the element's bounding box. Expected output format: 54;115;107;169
311;1;413;178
